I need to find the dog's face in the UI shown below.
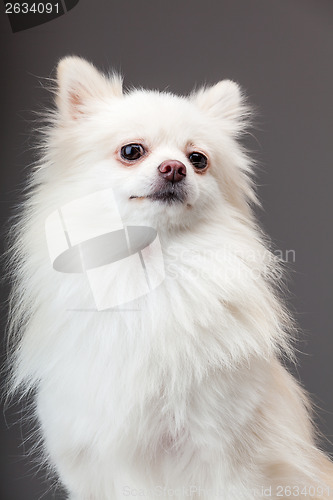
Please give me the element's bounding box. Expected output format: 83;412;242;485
51;57;254;230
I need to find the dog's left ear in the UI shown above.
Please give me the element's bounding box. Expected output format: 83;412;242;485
193;80;249;133
56;56;123;120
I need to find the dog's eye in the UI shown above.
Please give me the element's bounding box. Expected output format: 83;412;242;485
121;144;145;161
189;152;208;170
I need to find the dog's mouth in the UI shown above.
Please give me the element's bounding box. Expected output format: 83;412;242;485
130;185;187;204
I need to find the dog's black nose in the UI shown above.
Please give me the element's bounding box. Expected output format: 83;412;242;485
158;160;187;183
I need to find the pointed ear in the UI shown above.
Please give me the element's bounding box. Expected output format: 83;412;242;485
56;56;123;120
193;80;250;132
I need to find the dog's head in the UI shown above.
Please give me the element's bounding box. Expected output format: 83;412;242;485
49;57;255;231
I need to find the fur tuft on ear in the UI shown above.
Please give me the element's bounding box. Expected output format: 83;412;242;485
193;80;250;133
56;56;123;120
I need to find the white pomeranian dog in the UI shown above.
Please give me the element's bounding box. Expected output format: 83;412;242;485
6;56;333;499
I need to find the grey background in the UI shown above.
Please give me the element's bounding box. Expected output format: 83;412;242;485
1;0;332;498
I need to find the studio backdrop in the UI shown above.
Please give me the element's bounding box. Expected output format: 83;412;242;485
1;1;332;498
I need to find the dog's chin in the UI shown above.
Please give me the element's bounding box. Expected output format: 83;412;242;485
130;185;188;205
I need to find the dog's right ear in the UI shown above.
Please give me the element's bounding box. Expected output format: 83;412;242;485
56;56;123;120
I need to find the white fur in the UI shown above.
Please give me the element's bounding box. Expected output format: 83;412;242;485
6;57;333;499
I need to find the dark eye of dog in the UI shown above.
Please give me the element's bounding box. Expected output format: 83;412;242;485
189;152;208;170
121;144;145;161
